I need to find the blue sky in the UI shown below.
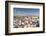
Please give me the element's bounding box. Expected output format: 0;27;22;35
13;8;39;16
